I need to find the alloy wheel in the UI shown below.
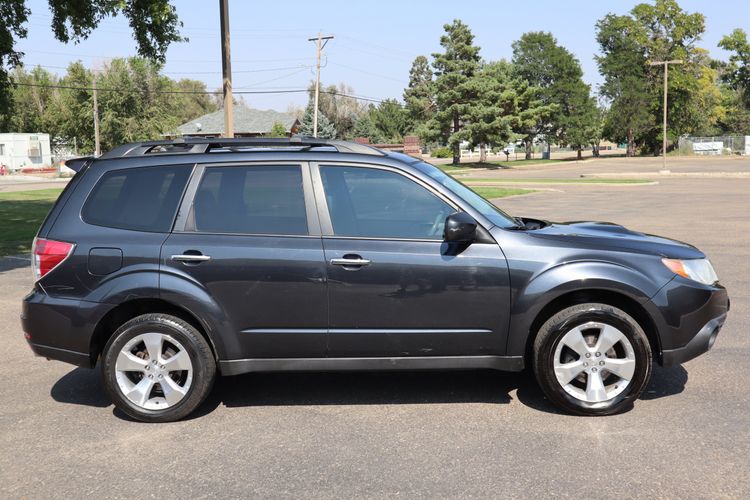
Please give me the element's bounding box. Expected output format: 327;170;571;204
114;332;194;410
552;321;637;403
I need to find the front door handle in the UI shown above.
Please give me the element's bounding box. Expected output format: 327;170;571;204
171;254;211;263
330;256;371;267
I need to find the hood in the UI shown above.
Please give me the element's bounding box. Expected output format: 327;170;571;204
519;218;704;259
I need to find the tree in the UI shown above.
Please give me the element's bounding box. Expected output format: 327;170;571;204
297;103;336;139
403;55;434;124
2;58;218;153
267;121;287;138
351;111;385;144
597;13;654;156
512;32;595;159
171;79;218;126
1;0;184;119
456;62;509;163
596;0;711;155
718;28;750;107
430;19;481;164
308;82;367;139
368;99;411;143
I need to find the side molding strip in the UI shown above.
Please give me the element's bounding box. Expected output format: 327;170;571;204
219;355;524;376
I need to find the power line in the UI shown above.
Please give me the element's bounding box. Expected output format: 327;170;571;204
21;62;312;76
9;81;385;103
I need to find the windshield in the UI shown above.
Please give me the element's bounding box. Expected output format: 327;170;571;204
413;161;520;228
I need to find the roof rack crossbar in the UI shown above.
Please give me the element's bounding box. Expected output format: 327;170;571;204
98;136;383;159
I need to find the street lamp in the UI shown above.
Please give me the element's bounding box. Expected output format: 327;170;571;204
649;59;683;172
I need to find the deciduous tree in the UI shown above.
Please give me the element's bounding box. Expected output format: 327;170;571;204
0;0;184;120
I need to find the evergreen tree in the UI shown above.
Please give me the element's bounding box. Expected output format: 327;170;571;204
403;55;434;124
297;103;337;139
430;19;481;164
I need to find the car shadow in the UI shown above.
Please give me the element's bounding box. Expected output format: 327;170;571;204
640;365;688;400
50;364;689;420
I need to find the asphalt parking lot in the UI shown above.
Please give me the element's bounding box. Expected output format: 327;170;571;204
1;157;748;498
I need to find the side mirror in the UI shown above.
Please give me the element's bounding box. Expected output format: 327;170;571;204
444;212;477;243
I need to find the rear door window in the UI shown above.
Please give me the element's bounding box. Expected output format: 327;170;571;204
192;165;308;235
82;165;192;232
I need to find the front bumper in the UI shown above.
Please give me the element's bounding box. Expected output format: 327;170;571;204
21;288;113;368
647;277;730;367
662;312;727;366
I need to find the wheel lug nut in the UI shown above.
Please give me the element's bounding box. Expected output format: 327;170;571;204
592;367;598;372
583;362;588;367
595;352;601;357
158;374;163;379
585;353;591;358
599;361;605;366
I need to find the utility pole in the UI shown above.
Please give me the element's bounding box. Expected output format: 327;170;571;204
92;76;100;156
649;59;683;172
219;0;234;138
308;33;334;137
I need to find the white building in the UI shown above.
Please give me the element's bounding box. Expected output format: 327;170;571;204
0;133;53;172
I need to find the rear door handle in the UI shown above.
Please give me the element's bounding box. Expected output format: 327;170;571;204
330;257;371;267
171;254;211;263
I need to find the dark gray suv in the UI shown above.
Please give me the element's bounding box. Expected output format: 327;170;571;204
21;137;729;421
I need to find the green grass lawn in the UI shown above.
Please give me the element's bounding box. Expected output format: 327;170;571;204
470;187;535;199
463;178;651;184
0;188;63;256
436;158;569;171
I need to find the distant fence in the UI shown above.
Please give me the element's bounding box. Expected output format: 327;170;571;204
678;135;750;156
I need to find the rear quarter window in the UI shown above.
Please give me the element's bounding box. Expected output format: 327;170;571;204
82;165;192;232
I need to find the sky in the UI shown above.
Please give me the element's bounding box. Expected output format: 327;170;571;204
14;0;750;112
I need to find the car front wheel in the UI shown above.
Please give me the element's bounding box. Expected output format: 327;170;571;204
101;313;216;422
533;303;652;416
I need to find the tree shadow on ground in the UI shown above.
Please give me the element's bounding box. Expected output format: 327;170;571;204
50;364;689;421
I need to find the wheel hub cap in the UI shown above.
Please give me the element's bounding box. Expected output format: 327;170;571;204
552;321;636;403
114;332;194;410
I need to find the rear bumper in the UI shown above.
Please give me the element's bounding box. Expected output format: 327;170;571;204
21;289;112;368
648;279;730;367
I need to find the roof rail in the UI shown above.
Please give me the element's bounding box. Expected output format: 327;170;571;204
98;136;384;159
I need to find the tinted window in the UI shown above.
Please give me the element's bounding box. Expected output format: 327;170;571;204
83;165;191;232
412;161;519;228
320;166;454;239
193;165;307;235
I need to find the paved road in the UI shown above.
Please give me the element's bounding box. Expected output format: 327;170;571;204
0;176;69;193
1;159;748;498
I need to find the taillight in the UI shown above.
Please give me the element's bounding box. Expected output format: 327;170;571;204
32;237;74;281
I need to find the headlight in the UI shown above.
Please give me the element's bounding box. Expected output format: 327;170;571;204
662;258;719;285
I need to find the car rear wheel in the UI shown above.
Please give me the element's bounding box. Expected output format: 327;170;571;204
533;303;652;416
102;313;216;422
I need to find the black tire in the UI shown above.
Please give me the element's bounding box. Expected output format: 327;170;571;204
533;303;652;416
101;313;216;422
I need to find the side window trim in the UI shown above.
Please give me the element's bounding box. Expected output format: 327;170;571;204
310;161;461;240
175;161;321;237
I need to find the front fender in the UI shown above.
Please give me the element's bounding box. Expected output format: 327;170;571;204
505;260;668;356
